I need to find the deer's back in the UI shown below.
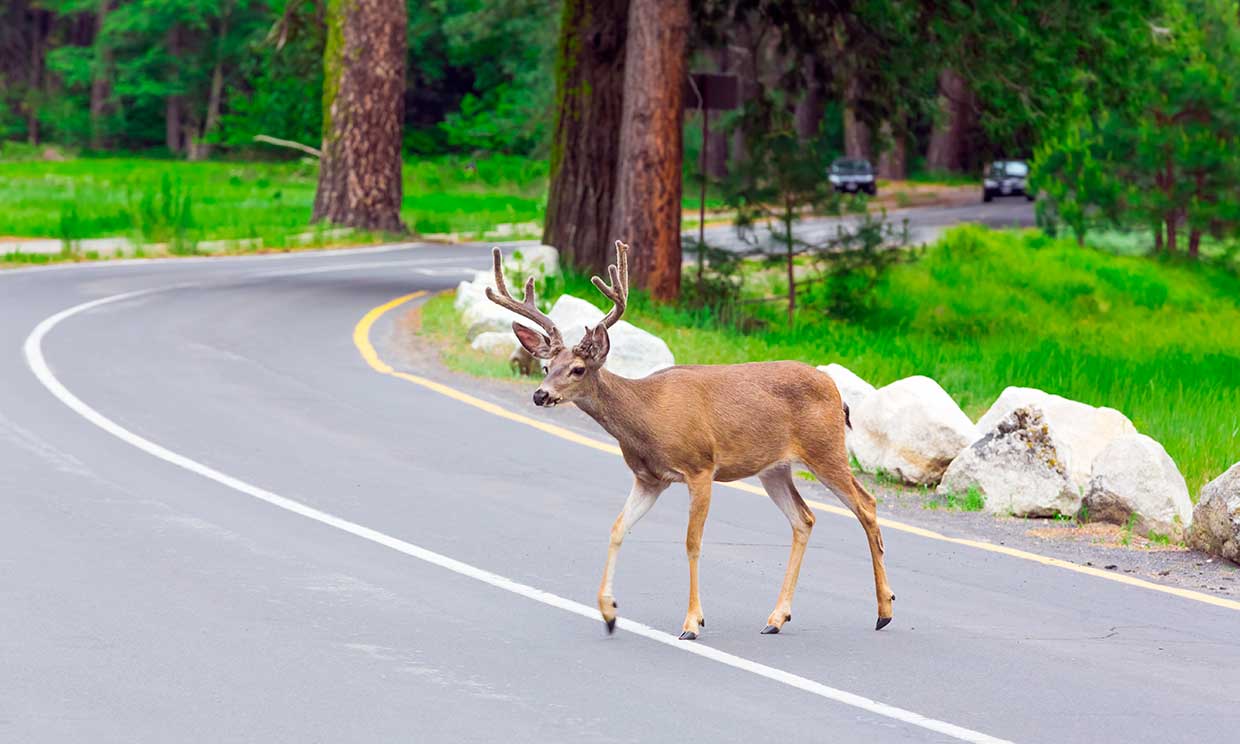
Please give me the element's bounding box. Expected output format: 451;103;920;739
625;361;846;482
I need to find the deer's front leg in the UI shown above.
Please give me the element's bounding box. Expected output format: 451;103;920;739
598;478;666;634
680;474;713;640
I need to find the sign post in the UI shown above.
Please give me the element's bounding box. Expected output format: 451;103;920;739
685;72;739;282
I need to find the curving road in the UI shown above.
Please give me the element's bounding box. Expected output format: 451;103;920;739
2;244;1238;744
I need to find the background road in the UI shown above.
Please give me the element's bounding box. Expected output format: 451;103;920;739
691;199;1036;252
2;241;1237;744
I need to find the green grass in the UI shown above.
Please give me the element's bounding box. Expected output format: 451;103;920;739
0;153;548;247
926;486;987;512
432;225;1240;495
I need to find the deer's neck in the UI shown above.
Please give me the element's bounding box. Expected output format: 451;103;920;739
574;369;649;445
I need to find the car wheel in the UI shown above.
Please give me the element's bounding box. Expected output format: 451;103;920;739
1026;193;1036;202
983;189;994;203
865;184;877;196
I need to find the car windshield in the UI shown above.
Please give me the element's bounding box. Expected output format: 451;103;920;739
991;161;1028;177
831;159;872;175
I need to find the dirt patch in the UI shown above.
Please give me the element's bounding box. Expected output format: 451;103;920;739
1025;522;1188;552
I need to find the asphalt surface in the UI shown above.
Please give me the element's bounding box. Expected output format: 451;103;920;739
693;198;1036;252
2;240;1238;744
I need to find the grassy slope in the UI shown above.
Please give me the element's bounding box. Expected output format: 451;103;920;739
0;154;548;245
0;154;739;247
428;227;1240;494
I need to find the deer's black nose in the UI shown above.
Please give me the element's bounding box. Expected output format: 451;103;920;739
533;389;549;406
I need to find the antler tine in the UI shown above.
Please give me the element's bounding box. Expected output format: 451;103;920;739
484;247;560;339
592;240;630;329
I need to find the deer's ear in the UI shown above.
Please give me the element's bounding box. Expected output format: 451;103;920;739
584;323;610;364
513;322;555;359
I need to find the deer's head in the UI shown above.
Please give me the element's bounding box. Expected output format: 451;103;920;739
485;241;629;407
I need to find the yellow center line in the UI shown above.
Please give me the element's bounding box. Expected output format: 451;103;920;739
355;292;1240;614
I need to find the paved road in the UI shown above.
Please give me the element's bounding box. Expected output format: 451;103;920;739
692;199;1036;252
2;244;1237;744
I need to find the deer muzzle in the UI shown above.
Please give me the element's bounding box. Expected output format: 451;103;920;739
532;388;561;407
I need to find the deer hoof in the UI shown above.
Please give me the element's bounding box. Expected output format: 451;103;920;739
876;617;892;631
678;631;698;641
760;624;781;635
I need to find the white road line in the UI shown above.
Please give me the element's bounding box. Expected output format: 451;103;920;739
23;287;1013;744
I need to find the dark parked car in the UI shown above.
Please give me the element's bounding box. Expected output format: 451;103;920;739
983;160;1034;202
828;158;877;195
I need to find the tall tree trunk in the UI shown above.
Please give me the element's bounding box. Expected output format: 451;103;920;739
165;25;184;154
705;47;728;179
842;76;869;159
926;69;973;172
27;7;46;145
542;0;629;273
89;0;113;150
189;13;228;162
794;59;823;142
876;121;906;179
312;0;407;233
1163;155;1176;254
610;0;689;301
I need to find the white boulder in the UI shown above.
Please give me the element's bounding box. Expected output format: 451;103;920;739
975;387;1135;494
1188;461;1240;564
547;295;674;379
503;244;559;277
1082;434;1193;540
850;375;979;485
939;407;1078;517
816;363;876;414
471;331;519;356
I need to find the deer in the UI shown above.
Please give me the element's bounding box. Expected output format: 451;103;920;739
484;241;894;639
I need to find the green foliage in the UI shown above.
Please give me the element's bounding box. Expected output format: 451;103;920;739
1034;0;1240;254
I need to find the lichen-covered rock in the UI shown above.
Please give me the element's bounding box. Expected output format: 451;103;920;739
974;386;1136;495
939;407;1078;517
1187;461;1240;564
1082;434;1193;540
850;375;978;485
816;363;876;415
471;331;518;356
503;244;559;277
816;363;876;458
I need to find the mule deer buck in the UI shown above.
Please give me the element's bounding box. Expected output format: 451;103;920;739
485;241;894;639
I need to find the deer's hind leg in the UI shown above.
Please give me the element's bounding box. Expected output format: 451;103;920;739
757;463;816;635
801;443;896;630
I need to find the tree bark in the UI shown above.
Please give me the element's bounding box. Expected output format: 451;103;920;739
27;7;46;145
842;76;870;160
165;25;184;154
610;0;689;301
189;12;228;162
705;47;729;179
926;69;973;172
876;121;906;179
89;0;113;150
312;0;407;233
542;0;629;273
794;59;823;142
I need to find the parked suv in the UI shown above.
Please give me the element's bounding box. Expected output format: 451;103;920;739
983;160;1034;202
828;158;877;195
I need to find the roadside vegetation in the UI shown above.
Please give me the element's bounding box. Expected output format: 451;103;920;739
423;226;1240;495
0;149;547;249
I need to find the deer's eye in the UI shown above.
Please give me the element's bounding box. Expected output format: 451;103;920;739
570;366;586;377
